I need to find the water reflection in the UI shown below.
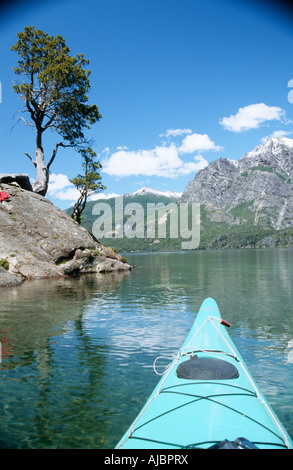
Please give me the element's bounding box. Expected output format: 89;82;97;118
0;273;130;367
285;340;293;364
0;249;292;448
0;272;133;448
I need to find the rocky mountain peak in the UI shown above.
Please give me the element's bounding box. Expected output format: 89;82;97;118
239;137;292;168
251;136;293;153
180;137;293;230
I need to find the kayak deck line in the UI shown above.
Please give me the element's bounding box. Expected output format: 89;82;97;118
123;379;286;448
116;298;293;449
179;349;240;361
177;313;293;448
159;390;285;444
181;316;237;360
125;435;289;450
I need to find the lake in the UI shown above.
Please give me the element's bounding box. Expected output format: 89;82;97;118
0;248;293;448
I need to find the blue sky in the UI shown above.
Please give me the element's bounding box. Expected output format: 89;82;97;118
1;0;293;209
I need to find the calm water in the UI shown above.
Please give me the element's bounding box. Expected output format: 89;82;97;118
1;248;293;448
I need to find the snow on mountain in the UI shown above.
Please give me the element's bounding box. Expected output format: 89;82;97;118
242;136;293;160
180;136;293;230
126;187;182;199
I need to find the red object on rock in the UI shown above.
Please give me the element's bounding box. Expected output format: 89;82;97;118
0;191;10;202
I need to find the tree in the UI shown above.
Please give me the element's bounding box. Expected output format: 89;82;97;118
11;26;102;196
70;147;106;225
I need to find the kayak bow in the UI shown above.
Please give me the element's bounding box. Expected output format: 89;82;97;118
116;298;293;449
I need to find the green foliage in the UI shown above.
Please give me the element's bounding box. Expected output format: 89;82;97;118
0;258;9;270
275;172;286;181
251;165;273;173
229;200;255;224
70;147;105;193
70;147;106;224
11;26;102;195
65;194;293;252
11;26;102;145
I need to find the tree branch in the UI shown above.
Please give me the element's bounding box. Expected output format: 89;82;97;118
17;116;35;127
43;111;57;131
11;110;35;130
26;100;37;124
47;142;65;171
24;152;37;168
47;140;90;171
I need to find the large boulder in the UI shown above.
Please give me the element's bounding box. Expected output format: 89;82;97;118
0;266;23;287
0;183;131;286
0;173;33;191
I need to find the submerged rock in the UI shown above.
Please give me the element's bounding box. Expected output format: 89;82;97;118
0;183;131;286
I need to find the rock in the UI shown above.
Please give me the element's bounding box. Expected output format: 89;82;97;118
0;183;131;286
0;266;23;287
8;252;63;280
61;259;81;276
0;173;33;191
179;137;293;230
101;247;120;260
96;258;131;273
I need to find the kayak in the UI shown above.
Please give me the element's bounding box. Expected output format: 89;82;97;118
116;297;293;449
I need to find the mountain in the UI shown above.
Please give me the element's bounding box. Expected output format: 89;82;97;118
75;139;293;253
126;187;182;199
180;137;293;229
72;188;184;252
179;136;293;248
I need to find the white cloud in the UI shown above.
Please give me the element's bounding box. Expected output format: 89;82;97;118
178;133;222;154
219;103;285;133
163;128;192;138
90;192;120;200
102;142;210;179
192;154;209;171
102;144;183;178
48;174;118;203
260;130;293;143
47;173;80;201
47;173;71;191
102;129;220;179
175;155;209;175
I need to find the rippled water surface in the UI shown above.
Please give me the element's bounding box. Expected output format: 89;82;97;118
0;249;293;448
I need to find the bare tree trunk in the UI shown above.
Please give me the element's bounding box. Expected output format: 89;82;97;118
71;190;87;225
32;127;49;196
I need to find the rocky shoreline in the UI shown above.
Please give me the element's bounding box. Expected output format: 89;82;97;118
0;182;131;287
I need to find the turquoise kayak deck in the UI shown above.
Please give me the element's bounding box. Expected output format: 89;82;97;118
116;298;293;449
